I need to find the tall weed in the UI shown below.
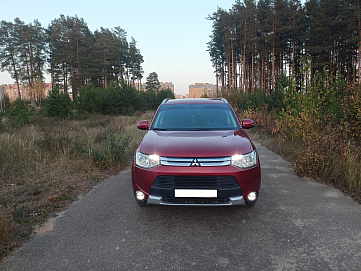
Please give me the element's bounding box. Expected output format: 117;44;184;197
238;75;361;201
0;112;152;259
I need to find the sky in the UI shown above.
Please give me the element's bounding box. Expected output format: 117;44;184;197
0;0;238;95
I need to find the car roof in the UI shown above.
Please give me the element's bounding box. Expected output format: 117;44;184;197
163;98;228;105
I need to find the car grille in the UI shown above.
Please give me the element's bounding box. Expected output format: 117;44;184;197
160;157;231;167
149;175;243;205
152;176;239;189
152;175;239;190
161;197;229;204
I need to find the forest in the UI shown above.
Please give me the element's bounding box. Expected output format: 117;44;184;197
0;15;144;100
207;0;361;94
207;0;361;202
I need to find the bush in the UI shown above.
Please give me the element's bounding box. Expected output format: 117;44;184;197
136;91;147;111
145;89;157;110
226;88;269;113
79;127;131;168
6;99;33;127
43;88;73;119
119;81;137;114
76;84;101;114
99;82;122;115
156;88;175;105
239;73;361;201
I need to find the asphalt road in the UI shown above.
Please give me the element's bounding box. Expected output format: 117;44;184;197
2;142;361;271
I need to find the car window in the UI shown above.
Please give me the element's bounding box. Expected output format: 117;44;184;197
152;104;240;131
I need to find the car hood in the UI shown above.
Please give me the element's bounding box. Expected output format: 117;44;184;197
138;130;255;157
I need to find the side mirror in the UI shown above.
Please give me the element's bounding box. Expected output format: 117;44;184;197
137;120;149;130
242;119;255;129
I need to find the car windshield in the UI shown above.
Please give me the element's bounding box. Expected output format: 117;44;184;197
151;104;240;131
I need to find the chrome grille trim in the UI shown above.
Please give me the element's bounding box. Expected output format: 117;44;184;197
160;157;231;167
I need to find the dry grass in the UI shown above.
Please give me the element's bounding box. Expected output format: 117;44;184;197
0;111;154;260
243;114;361;204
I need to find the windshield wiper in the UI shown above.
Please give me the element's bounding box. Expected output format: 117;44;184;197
186;128;213;131
152;128;168;131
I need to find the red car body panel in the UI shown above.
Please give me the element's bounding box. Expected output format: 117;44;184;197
138;130;254;158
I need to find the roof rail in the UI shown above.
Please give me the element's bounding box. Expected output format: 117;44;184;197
209;97;228;103
212;97;228;104
161;98;170;104
218;97;228;104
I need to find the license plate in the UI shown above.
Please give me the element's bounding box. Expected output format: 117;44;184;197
174;189;217;198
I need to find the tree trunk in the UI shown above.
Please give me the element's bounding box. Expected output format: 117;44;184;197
5;29;21;99
77;38;81;90
104;53;108;89
272;23;275;91
216;56;219;97
221;61;225;93
132;58;135;87
243;15;247;93
251;48;254;92
239;44;243;91
29;42;35;86
358;0;361;84
227;47;231;90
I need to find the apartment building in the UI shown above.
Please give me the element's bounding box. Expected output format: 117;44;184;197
160;82;174;92
188;83;217;98
0;85;4;101
1;83;25;100
135;82;174;93
175;94;187;99
0;83;54;101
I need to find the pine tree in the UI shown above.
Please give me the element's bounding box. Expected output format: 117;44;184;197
48;15;92;98
0;20;22;98
128;37;144;88
145;72;161;91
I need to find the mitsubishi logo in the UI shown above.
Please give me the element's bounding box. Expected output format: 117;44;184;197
190;159;201;167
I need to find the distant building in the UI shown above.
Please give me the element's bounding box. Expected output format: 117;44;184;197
0;83;65;101
160;82;174;93
0;83;25;100
189;83;217;98
175;94;186;99
135;82;174;93
0;85;4;101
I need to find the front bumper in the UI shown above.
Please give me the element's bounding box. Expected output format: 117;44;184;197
147;195;245;206
132;162;261;206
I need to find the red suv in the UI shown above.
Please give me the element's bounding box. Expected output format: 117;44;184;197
132;98;261;207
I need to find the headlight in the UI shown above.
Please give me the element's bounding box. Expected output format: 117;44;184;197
135;150;160;168
231;150;257;168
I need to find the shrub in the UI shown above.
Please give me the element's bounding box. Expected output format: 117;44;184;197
79;127;131;168
76;83;101;114
136;91;147;111
226;88;269;113
119;81;137;113
43;88;73;119
99;82;122;115
156;88;175;105
239;73;361;200
6;99;33;127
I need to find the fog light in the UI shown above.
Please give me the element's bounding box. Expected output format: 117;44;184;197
247;192;257;202
136;191;145;201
